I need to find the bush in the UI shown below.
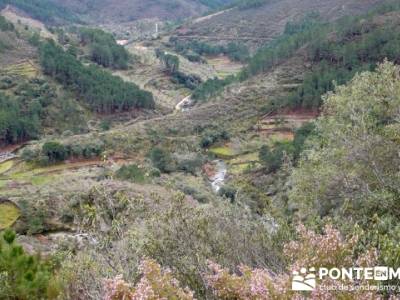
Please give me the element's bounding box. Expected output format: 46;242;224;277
171;71;202;90
103;259;194;300
100;119;111;131
200;129;229;148
0;15;14;31
17;199;48;235
150;147;174;173
115;164;146;183
292;122;315;162
259;143;293;173
218;185;237;202
199;129;230;148
42;141;67;163
21;148;38;162
22;140;105;165
180;185;209;203
205;224;380;300
289;62;400;222
177;156;203;175
81;142;104;158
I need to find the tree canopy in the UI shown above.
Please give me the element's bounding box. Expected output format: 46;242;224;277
39;40;154;114
79;28;130;69
289;61;400;222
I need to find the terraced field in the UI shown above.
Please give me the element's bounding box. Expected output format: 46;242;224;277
206;55;243;78
0;61;39;77
115;42;217;110
256;111;317;141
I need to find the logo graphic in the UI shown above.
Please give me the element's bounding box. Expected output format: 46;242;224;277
292;267;316;291
374;267;389;281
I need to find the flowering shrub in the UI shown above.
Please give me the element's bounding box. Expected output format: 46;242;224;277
104;225;384;300
206;224;382;300
103;259;194;300
284;224;359;270
206;261;290;299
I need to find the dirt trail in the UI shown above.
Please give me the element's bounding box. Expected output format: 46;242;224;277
192;8;233;24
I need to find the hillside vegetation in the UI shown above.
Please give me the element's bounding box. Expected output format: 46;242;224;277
0;16;155;146
39;41;155;113
78;27;130;69
193;1;400;109
0;0;78;24
2;1;400;299
177;0;383;49
51;0;235;24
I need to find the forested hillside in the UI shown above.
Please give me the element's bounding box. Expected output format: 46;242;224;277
0;14;154;146
0;0;77;24
39;41;154;113
193;1;400;108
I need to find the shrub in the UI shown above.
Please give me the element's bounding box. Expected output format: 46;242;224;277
192;76;235;102
218;185;237;202
100;120;111;131
171;71;202;90
101;224;380;299
21;148;38;162
259;142;293;173
42;141;67;163
199;129;230;148
177;156;203;175
115;164;146;183
0;15;14;31
150;147;174;173
206;224;380;299
292;122;315;162
104;259;194;300
17;199;48;235
289;62;400;221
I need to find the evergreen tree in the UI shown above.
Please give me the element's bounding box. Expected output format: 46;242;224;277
0;229;60;299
